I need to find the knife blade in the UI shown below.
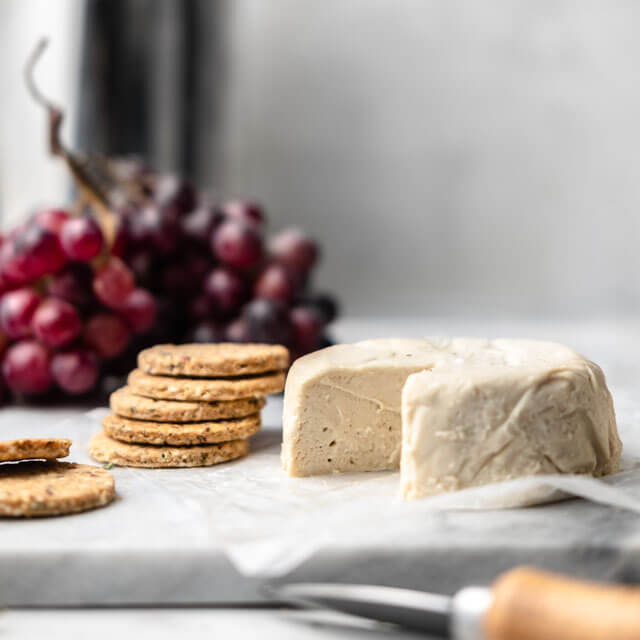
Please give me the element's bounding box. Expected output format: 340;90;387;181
270;567;640;640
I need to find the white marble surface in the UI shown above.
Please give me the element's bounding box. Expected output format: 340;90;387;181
1;317;640;611
0;608;429;640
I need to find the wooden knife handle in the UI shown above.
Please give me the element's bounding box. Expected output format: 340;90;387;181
484;567;640;640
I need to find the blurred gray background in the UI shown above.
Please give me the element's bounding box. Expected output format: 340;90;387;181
2;0;640;318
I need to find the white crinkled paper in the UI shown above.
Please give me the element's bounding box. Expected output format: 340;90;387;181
70;390;640;578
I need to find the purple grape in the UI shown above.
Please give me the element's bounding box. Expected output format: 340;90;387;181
181;202;223;245
242;299;291;345
189;294;213;321
204;268;248;314
47;263;95;309
290;306;324;351
188;322;226;343
225;318;250;343
300;293;339;324
154;175;196;222
127;251;154;286
254;264;297;303
222;200;265;230
127;205;178;255
268;228;318;274
212;220;264;270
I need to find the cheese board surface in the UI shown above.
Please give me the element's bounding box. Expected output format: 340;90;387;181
1;318;640;606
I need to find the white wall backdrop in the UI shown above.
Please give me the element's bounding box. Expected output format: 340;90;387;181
3;1;640;319
0;0;84;225
217;0;640;318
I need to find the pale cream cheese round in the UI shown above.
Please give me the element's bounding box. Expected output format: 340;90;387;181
282;338;621;499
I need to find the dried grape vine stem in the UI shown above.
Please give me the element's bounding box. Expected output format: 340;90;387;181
25;38;118;249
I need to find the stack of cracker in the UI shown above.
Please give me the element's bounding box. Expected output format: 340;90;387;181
0;438;115;517
89;343;289;469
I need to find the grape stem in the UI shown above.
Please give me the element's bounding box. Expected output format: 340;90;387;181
25;38;117;247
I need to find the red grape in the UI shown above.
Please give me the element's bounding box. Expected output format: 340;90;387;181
0;288;40;339
242;299;291;345
254;264;297;303
84;313;131;359
32;298;82;348
181;203;223;245
212;220;263;269
47;263;95;309
127;250;154;286
34;208;70;233
222;200;265;230
7;224;66;281
290;306;324;351
184;252;211;285
3;340;53;395
128;205;178;254
154;175;196;221
120;288;157;333
225;318;250;343
93;257;135;309
110;218;128;257
300;293;339;324
268;228;318;273
60;217;104;261
51;348;100;394
204;268;247;314
189;294;213;321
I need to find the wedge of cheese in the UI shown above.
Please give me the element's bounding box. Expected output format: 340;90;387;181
401;340;621;499
282;338;622;496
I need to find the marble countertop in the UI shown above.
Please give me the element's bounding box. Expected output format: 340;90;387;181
1;317;640;637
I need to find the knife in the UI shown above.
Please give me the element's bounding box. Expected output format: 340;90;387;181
271;567;640;639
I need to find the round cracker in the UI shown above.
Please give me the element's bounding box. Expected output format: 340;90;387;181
138;343;289;377
110;386;265;422
89;430;249;468
127;368;286;401
102;412;261;446
0;438;71;463
0;461;115;517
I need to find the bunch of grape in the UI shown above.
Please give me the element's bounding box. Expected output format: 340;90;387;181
0;207;157;401
0;167;337;402
115;170;337;360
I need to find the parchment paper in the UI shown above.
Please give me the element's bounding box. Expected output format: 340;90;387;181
80;389;640;577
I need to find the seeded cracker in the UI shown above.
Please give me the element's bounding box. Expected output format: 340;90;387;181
0;461;115;517
0;438;71;463
110;386;265;422
138;343;289;378
89;430;249;468
128;368;286;402
102;412;261;445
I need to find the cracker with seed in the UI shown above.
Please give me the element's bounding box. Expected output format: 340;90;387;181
103;412;260;446
110;386;265;422
89;430;249;468
0;461;115;517
138;343;289;378
128;368;286;402
0;438;71;463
